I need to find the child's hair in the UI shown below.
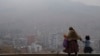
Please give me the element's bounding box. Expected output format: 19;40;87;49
85;35;90;40
64;34;67;38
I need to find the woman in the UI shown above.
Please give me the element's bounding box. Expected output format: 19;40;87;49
63;27;82;56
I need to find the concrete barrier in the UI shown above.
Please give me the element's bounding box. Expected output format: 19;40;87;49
0;54;100;56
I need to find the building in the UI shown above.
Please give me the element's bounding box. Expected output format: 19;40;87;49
27;35;36;45
27;42;43;53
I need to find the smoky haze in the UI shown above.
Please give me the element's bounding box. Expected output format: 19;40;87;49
0;0;100;39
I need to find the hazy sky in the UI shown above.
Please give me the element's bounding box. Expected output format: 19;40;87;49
0;0;100;38
71;0;100;6
0;0;100;23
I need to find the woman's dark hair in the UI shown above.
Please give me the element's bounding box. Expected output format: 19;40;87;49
69;27;74;30
85;35;90;40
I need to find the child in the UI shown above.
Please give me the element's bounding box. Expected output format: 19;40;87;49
63;34;68;52
82;35;93;53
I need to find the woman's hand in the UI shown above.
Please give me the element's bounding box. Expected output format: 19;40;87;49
79;38;82;41
79;38;85;43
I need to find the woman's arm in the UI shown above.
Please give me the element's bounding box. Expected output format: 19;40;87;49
78;36;85;43
78;36;82;41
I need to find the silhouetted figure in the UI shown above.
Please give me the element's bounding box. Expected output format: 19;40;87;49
63;27;82;56
83;35;93;53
